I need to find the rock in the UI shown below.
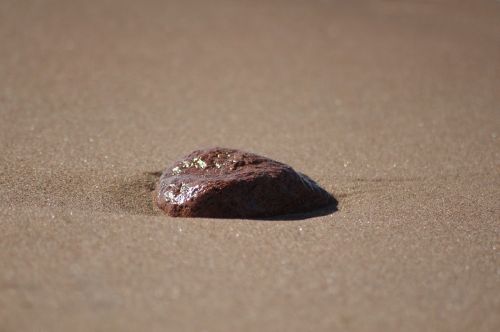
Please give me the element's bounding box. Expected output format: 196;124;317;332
155;147;335;218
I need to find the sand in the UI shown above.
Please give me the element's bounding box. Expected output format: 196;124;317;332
0;0;499;331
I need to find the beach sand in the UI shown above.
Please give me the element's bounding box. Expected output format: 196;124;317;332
1;0;499;331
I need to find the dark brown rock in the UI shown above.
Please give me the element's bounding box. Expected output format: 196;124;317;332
155;147;335;218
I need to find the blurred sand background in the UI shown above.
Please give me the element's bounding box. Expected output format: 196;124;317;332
0;0;499;331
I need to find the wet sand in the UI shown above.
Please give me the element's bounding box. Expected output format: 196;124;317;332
1;0;499;331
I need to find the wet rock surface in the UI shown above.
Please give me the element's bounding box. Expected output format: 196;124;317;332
155;147;335;218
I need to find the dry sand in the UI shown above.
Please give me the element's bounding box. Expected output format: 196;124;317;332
1;0;499;331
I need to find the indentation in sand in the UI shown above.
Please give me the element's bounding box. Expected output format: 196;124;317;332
103;171;162;216
0;163;162;216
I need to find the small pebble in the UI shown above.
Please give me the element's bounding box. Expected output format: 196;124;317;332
155;147;335;218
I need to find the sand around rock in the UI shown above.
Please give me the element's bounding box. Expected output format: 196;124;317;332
1;0;499;331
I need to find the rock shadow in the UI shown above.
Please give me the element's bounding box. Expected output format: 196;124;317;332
255;198;338;221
